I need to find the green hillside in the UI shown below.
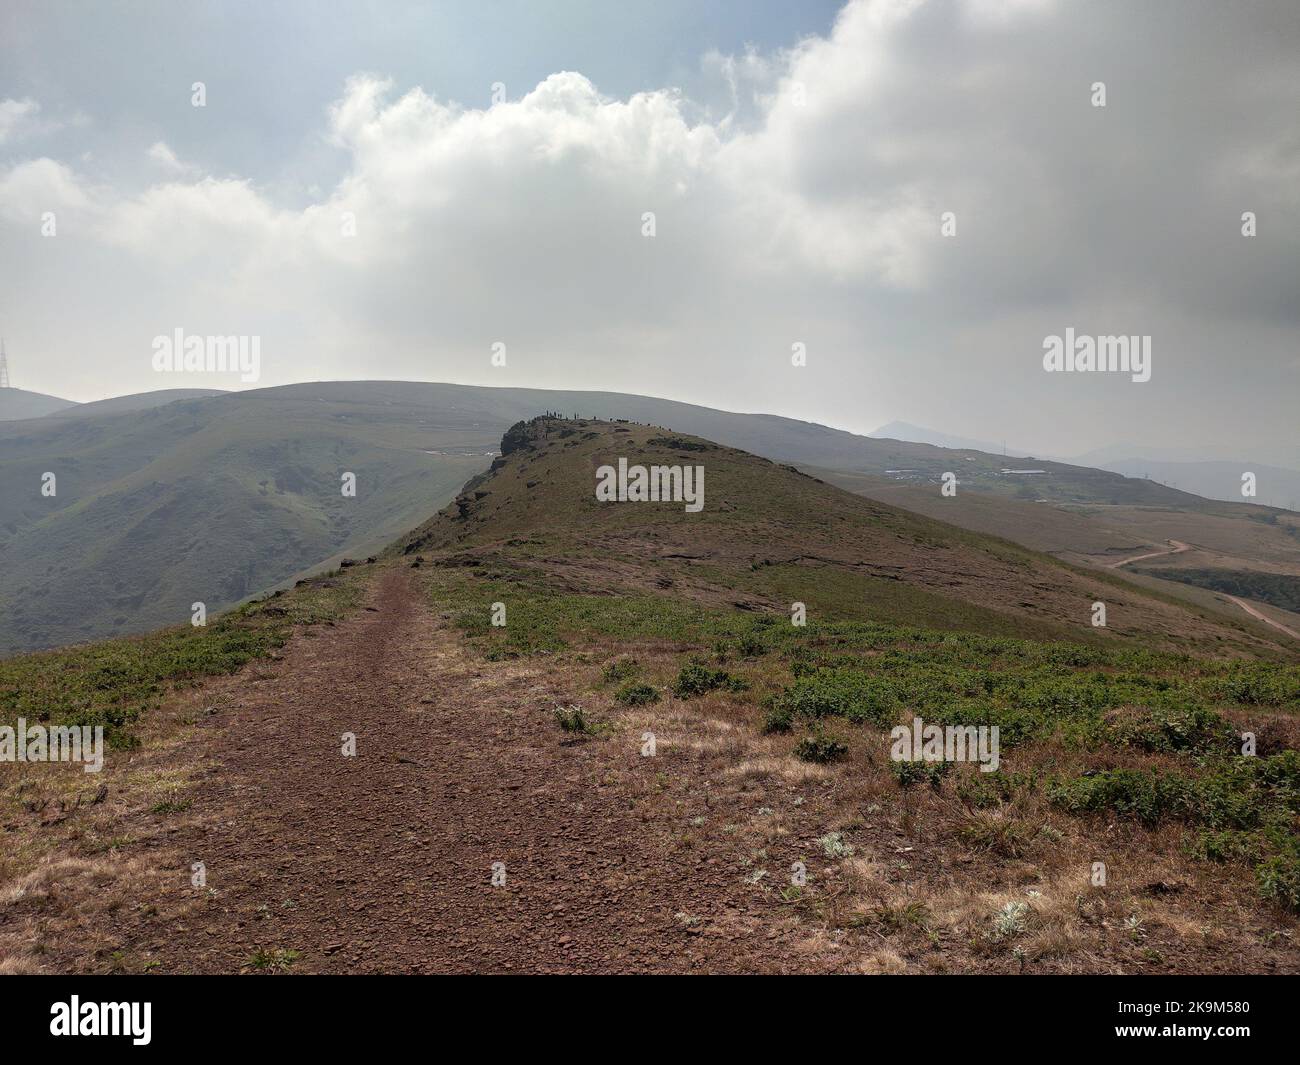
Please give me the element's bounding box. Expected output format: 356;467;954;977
2;420;1297;976
1;380;1287;657
398;417;1292;657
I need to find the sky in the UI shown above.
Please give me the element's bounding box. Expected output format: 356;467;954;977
0;0;1296;461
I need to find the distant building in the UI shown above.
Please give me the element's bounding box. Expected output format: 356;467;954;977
0;338;9;389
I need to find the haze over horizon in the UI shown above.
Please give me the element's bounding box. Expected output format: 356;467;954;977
2;0;1297;458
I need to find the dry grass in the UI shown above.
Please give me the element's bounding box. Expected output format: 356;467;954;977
574;652;1300;974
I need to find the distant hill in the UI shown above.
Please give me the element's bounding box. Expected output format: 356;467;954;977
868;420;1032;458
813;466;1300;642
0;380;1282;656
0;386;228;424
0;387;78;421
1086;457;1300;510
1073;441;1300;471
42;388;228;419
0;384;490;654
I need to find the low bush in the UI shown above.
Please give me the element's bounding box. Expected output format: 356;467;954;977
615;682;659;706
673;663;748;698
793;729;848;764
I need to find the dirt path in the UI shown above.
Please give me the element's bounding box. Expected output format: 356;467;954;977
1107;539;1191;569
131;568;818;974
1106;539;1296;641
1223;595;1300;641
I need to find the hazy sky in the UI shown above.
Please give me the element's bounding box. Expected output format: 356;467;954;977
1;0;1296;459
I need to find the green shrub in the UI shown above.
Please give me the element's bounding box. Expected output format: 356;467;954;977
615;682;659;706
772;668;897;726
1048;769;1192;827
673;663;747;698
554;705;595;734
761;700;794;734
932;702;1041;748
793;729;848;764
956;771;1034;808
890;758;949;789
1188;830;1262;864
602;658;640;684
1106;704;1234;756
1256;852;1300;912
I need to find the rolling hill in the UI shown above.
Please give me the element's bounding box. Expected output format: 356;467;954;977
41;388;229;419
813;467;1300;638
397;417;1291;657
1089;457;1300;511
0;387;79;421
1;380;1293;656
3;417;1296;975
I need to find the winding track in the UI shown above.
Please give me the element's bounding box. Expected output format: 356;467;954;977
1223;595;1300;641
1108;539;1297;640
1106;539;1191;568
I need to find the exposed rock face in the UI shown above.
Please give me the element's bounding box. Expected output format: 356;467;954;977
500;420;533;456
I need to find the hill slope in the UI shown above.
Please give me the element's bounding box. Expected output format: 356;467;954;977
0;387;486;653
1;380;1289;656
2;419;1297;975
398;417;1291;657
814;467;1300;640
40;388;228;419
0;387;78;421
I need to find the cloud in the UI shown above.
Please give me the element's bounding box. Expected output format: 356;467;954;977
146;141;200;178
0;0;1296;454
0;98;48;145
0;157;94;222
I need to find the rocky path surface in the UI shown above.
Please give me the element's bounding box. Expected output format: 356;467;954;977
140;568;816;973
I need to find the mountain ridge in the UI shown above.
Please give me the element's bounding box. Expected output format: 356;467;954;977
2;381;1292;657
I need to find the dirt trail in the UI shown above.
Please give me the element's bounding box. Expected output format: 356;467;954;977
1107;539;1191;569
135;568;817;973
1107;539;1297;641
1223;595;1300;641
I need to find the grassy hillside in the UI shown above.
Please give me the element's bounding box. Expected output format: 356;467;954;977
0;387;487;654
396;420;1300;962
2;380;1288;657
814;468;1300;637
2;421;1297;974
398;417;1292;657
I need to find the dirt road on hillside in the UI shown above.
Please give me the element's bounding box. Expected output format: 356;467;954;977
1107;539;1191;568
133;569;818;974
1224;595;1300;641
1106;539;1297;641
